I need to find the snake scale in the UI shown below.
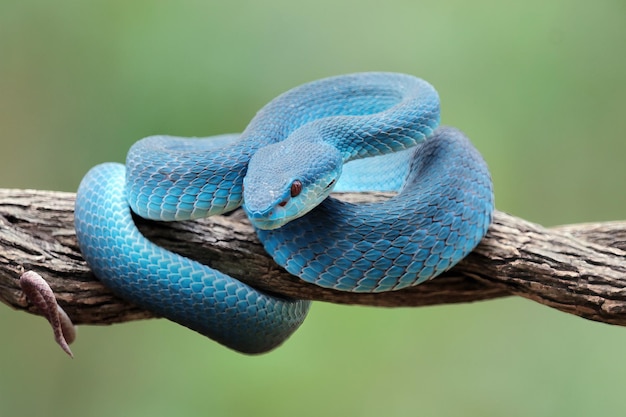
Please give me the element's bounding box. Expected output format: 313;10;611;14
74;72;494;354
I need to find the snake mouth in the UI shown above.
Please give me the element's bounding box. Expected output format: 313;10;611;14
244;197;298;229
247;211;290;230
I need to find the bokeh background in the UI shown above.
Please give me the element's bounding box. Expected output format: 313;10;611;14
1;1;625;416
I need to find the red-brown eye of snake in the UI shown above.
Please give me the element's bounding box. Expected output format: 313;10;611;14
290;180;302;197
277;180;303;207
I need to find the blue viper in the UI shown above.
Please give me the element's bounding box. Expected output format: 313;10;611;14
74;72;494;354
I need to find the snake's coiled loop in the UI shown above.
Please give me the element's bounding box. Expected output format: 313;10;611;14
74;72;494;354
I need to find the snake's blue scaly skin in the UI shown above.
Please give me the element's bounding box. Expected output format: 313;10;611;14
74;72;494;354
258;127;492;292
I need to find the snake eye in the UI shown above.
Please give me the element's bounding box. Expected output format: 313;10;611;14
290;180;302;197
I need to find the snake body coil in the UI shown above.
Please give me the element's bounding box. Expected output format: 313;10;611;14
74;72;494;354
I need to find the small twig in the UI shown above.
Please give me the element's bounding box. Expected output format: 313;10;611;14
19;270;75;357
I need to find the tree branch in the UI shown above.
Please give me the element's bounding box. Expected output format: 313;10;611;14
1;188;625;329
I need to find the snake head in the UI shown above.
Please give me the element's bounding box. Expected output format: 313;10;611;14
243;137;343;230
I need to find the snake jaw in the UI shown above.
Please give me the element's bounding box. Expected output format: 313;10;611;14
244;186;308;230
246;207;289;230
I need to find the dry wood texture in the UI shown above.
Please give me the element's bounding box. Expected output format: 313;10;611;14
1;188;625;329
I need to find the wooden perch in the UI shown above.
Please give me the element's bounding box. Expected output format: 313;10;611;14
1;188;625;330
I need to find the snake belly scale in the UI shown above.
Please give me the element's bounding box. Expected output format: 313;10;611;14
74;72;494;354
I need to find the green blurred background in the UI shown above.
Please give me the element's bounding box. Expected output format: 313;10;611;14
1;0;625;416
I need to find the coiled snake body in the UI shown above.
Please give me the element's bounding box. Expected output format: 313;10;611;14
74;72;494;354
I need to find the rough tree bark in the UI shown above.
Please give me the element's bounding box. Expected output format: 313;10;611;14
1;188;625;330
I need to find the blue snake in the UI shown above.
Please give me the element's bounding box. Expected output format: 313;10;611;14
74;72;494;354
